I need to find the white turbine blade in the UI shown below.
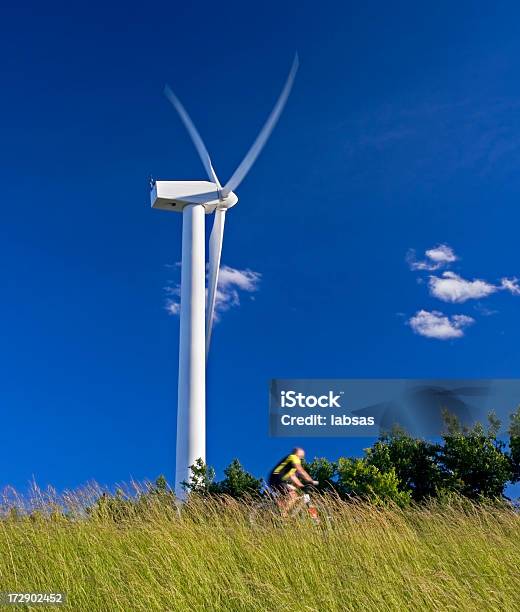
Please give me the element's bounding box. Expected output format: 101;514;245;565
206;208;226;356
164;84;222;189
222;54;299;197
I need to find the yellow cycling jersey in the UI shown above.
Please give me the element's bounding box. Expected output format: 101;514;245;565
272;453;301;481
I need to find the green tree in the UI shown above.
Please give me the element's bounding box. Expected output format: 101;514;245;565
182;458;218;496
138;475;176;507
153;474;169;493
440;414;513;499
335;458;411;506
212;459;263;498
365;429;446;501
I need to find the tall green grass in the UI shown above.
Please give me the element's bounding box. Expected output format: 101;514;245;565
0;485;518;611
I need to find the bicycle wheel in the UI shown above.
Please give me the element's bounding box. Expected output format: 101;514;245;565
309;499;334;529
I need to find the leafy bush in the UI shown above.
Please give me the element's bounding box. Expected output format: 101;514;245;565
303;457;336;492
181;458;217;496
364;428;446;501
440;414;513;499
509;405;520;482
335;458;411;506
211;459;263;498
183;458;261;499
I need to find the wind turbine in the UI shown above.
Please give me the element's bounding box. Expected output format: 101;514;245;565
151;55;299;496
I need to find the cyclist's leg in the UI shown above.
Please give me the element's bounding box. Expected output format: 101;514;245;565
280;476;302;516
278;486;294;517
267;476;287;512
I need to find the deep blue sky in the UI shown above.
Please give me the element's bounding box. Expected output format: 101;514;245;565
1;1;519;493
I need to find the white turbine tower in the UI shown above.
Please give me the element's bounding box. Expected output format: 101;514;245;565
151;55;299;496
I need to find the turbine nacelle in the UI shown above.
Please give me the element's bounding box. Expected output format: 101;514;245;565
150;180;238;213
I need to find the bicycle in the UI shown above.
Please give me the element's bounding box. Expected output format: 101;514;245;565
249;483;330;527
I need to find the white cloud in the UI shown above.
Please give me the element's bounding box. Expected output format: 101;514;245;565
164;264;261;320
407;244;457;271
501;277;520;295
406;244;518;340
429;271;520;303
425;244;458;265
217;266;260;292
164;283;181;314
408;310;475;340
165;301;181;315
211;266;261;321
429;271;498;303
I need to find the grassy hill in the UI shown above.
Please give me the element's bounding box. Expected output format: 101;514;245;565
0;489;518;611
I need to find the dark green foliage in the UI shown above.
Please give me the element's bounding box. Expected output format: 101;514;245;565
440;414;513;499
211;459;263;498
335;458;411;506
182;458;218;496
509;406;520;482
304;455;410;505
153;474;169;493
182;458;262;498
303;457;336;492
365;428;446;501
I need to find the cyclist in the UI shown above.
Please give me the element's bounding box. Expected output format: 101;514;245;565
268;447;318;515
